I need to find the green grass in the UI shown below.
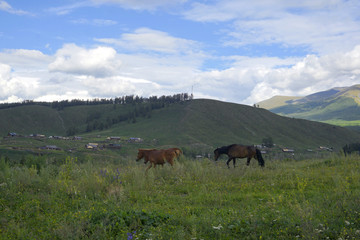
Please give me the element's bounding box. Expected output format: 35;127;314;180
1;154;359;239
271;96;360;124
322;119;360;127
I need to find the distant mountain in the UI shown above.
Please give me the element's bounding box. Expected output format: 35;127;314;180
1;99;359;150
257;84;360;129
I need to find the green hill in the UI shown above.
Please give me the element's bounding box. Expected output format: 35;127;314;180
257;84;360;129
1;99;359;151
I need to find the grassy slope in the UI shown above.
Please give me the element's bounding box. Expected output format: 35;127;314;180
271;96;360;121
103;99;360;149
259;85;360;128
179;99;360;149
257;95;301;109
0;105;65;136
1;154;359;239
1;99;360;151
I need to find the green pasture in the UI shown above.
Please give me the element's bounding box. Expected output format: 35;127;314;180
1;153;359;239
322;119;360;127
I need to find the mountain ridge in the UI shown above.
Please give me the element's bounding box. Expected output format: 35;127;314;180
257;84;360;128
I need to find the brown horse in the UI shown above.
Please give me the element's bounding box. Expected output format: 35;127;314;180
166;147;182;158
214;144;265;168
138;148;182;164
136;148;178;172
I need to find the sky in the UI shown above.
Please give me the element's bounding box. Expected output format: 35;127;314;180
1;0;360;105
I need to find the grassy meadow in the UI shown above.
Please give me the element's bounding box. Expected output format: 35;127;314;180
1;154;359;239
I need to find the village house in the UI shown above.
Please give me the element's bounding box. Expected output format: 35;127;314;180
319;146;333;151
129;137;143;143
282;148;294;153
85;143;99;149
107;136;121;140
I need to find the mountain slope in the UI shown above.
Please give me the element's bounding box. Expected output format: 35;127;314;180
84;99;360;149
1;99;359;150
257;84;360;127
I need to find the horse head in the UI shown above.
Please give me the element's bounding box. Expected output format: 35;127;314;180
136;149;145;161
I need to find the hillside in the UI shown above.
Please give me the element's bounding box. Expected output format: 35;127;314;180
257;84;360;128
256;96;301;109
1;99;359;151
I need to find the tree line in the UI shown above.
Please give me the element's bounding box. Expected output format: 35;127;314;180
0;93;191;110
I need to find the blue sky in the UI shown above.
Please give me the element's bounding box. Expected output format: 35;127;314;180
1;0;360;104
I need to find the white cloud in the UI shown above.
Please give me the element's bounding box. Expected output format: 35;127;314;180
0;49;51;70
0;0;32;15
48;0;186;15
1;41;360;105
96;28;200;54
49;44;122;77
47;2;92;15
90;0;187;10
243;45;360;104
182;44;360;105
184;0;360;55
34;91;91;102
0;63;40;101
71;18;117;26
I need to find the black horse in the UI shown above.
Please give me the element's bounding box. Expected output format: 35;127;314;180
214;144;265;168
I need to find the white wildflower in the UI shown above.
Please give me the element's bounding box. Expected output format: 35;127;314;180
212;224;223;230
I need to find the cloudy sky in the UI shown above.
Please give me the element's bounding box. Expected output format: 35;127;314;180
1;0;360;105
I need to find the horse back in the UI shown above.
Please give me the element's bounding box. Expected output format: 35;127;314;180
228;144;256;158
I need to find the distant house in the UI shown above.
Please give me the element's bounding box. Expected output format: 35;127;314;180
73;136;82;140
282;148;294;153
129;137;143;143
86;143;99;149
109;136;121;140
8;132;17;137
319;146;333;151
30;134;45;138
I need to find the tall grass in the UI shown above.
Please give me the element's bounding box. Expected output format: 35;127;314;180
0;155;359;239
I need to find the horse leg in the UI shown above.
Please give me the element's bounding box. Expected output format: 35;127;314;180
146;163;153;172
246;157;251;166
168;158;174;166
233;158;236;168
226;158;232;168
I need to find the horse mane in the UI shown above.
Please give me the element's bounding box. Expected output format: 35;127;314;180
216;144;237;154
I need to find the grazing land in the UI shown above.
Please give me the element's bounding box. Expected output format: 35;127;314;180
1;97;360;239
1;154;359;239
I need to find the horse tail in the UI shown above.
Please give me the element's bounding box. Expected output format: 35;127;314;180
255;149;265;167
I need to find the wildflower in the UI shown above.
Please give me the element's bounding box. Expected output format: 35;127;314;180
127;231;136;240
212;224;223;230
